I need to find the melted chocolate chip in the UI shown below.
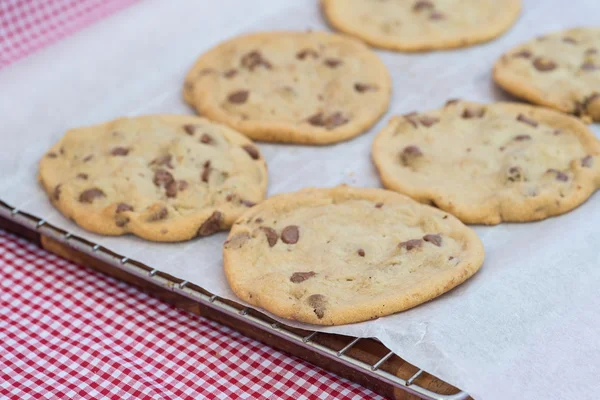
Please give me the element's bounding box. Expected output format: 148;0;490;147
197;211;223;236
516;114;538;127
398;239;423;251
400;145;423;165
547;169;569;182
255;217;264;223
224;69;238;78
296;49;319;60
225;194;234;202
419;116;439;127
183;124;196;135
53;185;61;201
228;90;249;104
513;50;532;59
354;83;378;93
357;249;365;257
178;180;189;191
375;202;383;208
200;134;214;144
324;58;342;68
241;50;272;71
260;227;278;247
290;271;316;283
76;173;88;180
462;108;485;119
307;112;325;126
281;225;299;244
514;134;532;141
201;161;211;183
111;147;130;156
115;216;129;227
581;62;599;71
553;129;563;135
581;155;594;168
413;0;434;11
507;166;524;182
242;145;260;160
47;152;57;158
324;112;349;129
423;234;442;247
165;180;178;198
430;11;445;20
307;294;327;319
83;155;94;162
241;200;256;207
533;57;557;72
148;207;168;221
116;203;134;213
150;154;174;169
153;169;174;187
79;188;105;204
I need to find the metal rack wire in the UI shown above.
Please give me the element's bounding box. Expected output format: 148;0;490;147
0;200;468;400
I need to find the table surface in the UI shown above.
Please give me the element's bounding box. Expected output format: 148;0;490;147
0;1;382;398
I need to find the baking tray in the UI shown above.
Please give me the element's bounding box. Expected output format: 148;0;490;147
0;199;470;400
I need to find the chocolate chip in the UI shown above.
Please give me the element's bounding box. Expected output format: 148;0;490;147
183;124;196;135
242;145;260;160
290;271;316;283
516;114;538;127
462;108;485;119
533;57;557;72
226;194;234;202
197;211;223;236
430;11;445;20
507;166;524;182
241;50;272;71
83;155;93;162
165;180;178;198
260;227;278;247
228;90;249;104
513;50;532;59
404;112;419;128
53;185;61;201
115;216;129;227
201;161;211;183
553;129;563;135
398;239;423;251
241;200;256;207
419;116;439;127
224;233;250;250
499;146;505;151
281;225;299;244
255;217;264;223
357;249;365;257
307;112;325;126
445;99;460;106
200;134;214;144
307;294;327;319
514;134;532;141
423;234;442;247
547;169;569;182
148;207;168;221
581;62;599;71
116;203;134;213
400;145;423;165
153;169;174;187
76;173;88;180
563;37;577;44
324;112;349;129
47;152;57;158
585;48;598;55
224;69;238;78
375;202;383;208
354;83;378;93
581;155;594;168
296;49;319;60
79;188;105;203
178;180;189;191
111;147;130;156
150;154;174;169
324;58;342;68
413;0;434;10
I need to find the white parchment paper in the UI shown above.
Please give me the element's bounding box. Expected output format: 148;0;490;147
1;1;600;398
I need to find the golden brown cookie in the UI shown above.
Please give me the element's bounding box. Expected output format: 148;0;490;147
223;186;484;325
372;101;600;224
183;31;391;144
38;115;268;241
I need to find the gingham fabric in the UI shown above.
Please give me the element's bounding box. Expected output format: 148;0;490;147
0;230;383;399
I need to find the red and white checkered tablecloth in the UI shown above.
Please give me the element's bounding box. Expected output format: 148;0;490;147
0;1;383;399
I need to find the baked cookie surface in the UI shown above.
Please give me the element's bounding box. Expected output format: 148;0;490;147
223;186;484;325
494;27;600;122
184;31;391;144
39;115;268;241
372;101;600;224
321;0;521;52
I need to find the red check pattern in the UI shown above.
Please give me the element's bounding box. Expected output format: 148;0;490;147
0;230;383;399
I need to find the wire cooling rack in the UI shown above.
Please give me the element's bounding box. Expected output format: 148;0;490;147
0;199;469;400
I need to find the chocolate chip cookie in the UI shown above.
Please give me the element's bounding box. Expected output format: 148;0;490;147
223;186;484;325
321;0;521;52
372;101;600;224
494;27;600;122
183;31;391;144
38;115;268;241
